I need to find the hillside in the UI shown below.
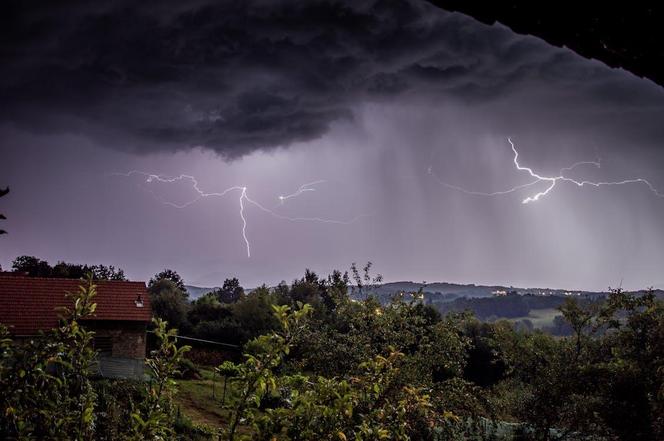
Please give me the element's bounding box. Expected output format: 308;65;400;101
347;280;610;303
185;285;220;300
189;280;662;303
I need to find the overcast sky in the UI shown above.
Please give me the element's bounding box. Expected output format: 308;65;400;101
2;0;664;291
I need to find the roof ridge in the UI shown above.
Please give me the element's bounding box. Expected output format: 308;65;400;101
0;275;146;284
0;277;152;334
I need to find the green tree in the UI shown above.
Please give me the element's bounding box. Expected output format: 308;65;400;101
232;286;281;342
149;269;186;293
216;361;240;405
215;277;245;304
129;318;191;440
493;290;664;440
189;292;229;324
0;277;99;439
0;278;194;440
321;269;350;312
148;279;189;331
288;269;324;306
223;302;472;440
221;303;313;441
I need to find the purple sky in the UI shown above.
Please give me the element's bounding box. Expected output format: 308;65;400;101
2;0;664;291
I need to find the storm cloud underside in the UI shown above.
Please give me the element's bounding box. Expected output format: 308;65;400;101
1;0;664;290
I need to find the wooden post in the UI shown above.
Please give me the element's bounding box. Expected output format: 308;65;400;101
222;375;228;405
212;369;216;399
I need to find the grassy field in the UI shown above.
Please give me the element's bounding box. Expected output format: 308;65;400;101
508;307;561;329
174;368;235;431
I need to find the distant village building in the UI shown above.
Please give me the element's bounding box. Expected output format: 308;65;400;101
0;273;151;379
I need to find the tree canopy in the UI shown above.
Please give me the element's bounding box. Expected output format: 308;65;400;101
10;255;126;280
149;268;186;292
1;262;662;440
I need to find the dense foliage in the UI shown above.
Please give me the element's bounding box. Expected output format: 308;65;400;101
182;266;663;440
11;255;127;280
0;278;193;440
149;269;187;293
0;277;98;438
1;263;663;440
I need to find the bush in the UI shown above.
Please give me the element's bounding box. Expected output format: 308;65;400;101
173;413;215;441
93;379;147;440
176;357;202;380
0;280;192;440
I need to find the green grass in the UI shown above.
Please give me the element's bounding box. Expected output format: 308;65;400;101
174;368;237;430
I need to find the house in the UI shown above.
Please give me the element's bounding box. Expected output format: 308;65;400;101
0;274;151;379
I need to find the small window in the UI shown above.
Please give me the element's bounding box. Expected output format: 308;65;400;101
94;336;113;355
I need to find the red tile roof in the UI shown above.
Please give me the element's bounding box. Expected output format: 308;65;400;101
0;275;151;335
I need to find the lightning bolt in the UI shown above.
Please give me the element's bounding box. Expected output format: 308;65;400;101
239;186;250;257
508;138;664;204
278;180;326;205
429;139;664;204
110;171;366;258
559;158;601;174
245;194;368;225
428;166;541;196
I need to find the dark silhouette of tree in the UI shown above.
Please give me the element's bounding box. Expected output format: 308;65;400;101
350;261;383;299
461;320;508;387
86;264;126;281
0;187;8;235
148;269;186;293
12;256;52;277
10;255;126;280
51;261;126;280
289;269;324;306
321;269;350;312
214;277;245;304
231;285;279;341
148;279;189;331
188;292;231;326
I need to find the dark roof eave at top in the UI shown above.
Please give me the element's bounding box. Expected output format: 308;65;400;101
428;1;664;89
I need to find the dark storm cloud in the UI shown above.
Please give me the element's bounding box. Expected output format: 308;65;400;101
0;0;632;158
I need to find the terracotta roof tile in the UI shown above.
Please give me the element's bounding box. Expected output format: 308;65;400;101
0;275;151;335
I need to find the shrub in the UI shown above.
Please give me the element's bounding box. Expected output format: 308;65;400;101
176;357;202;380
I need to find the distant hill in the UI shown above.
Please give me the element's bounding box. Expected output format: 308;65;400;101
349;281;663;309
360;281;501;300
185;285;219;300
348;281;610;304
187;280;663;303
185;280;662;336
